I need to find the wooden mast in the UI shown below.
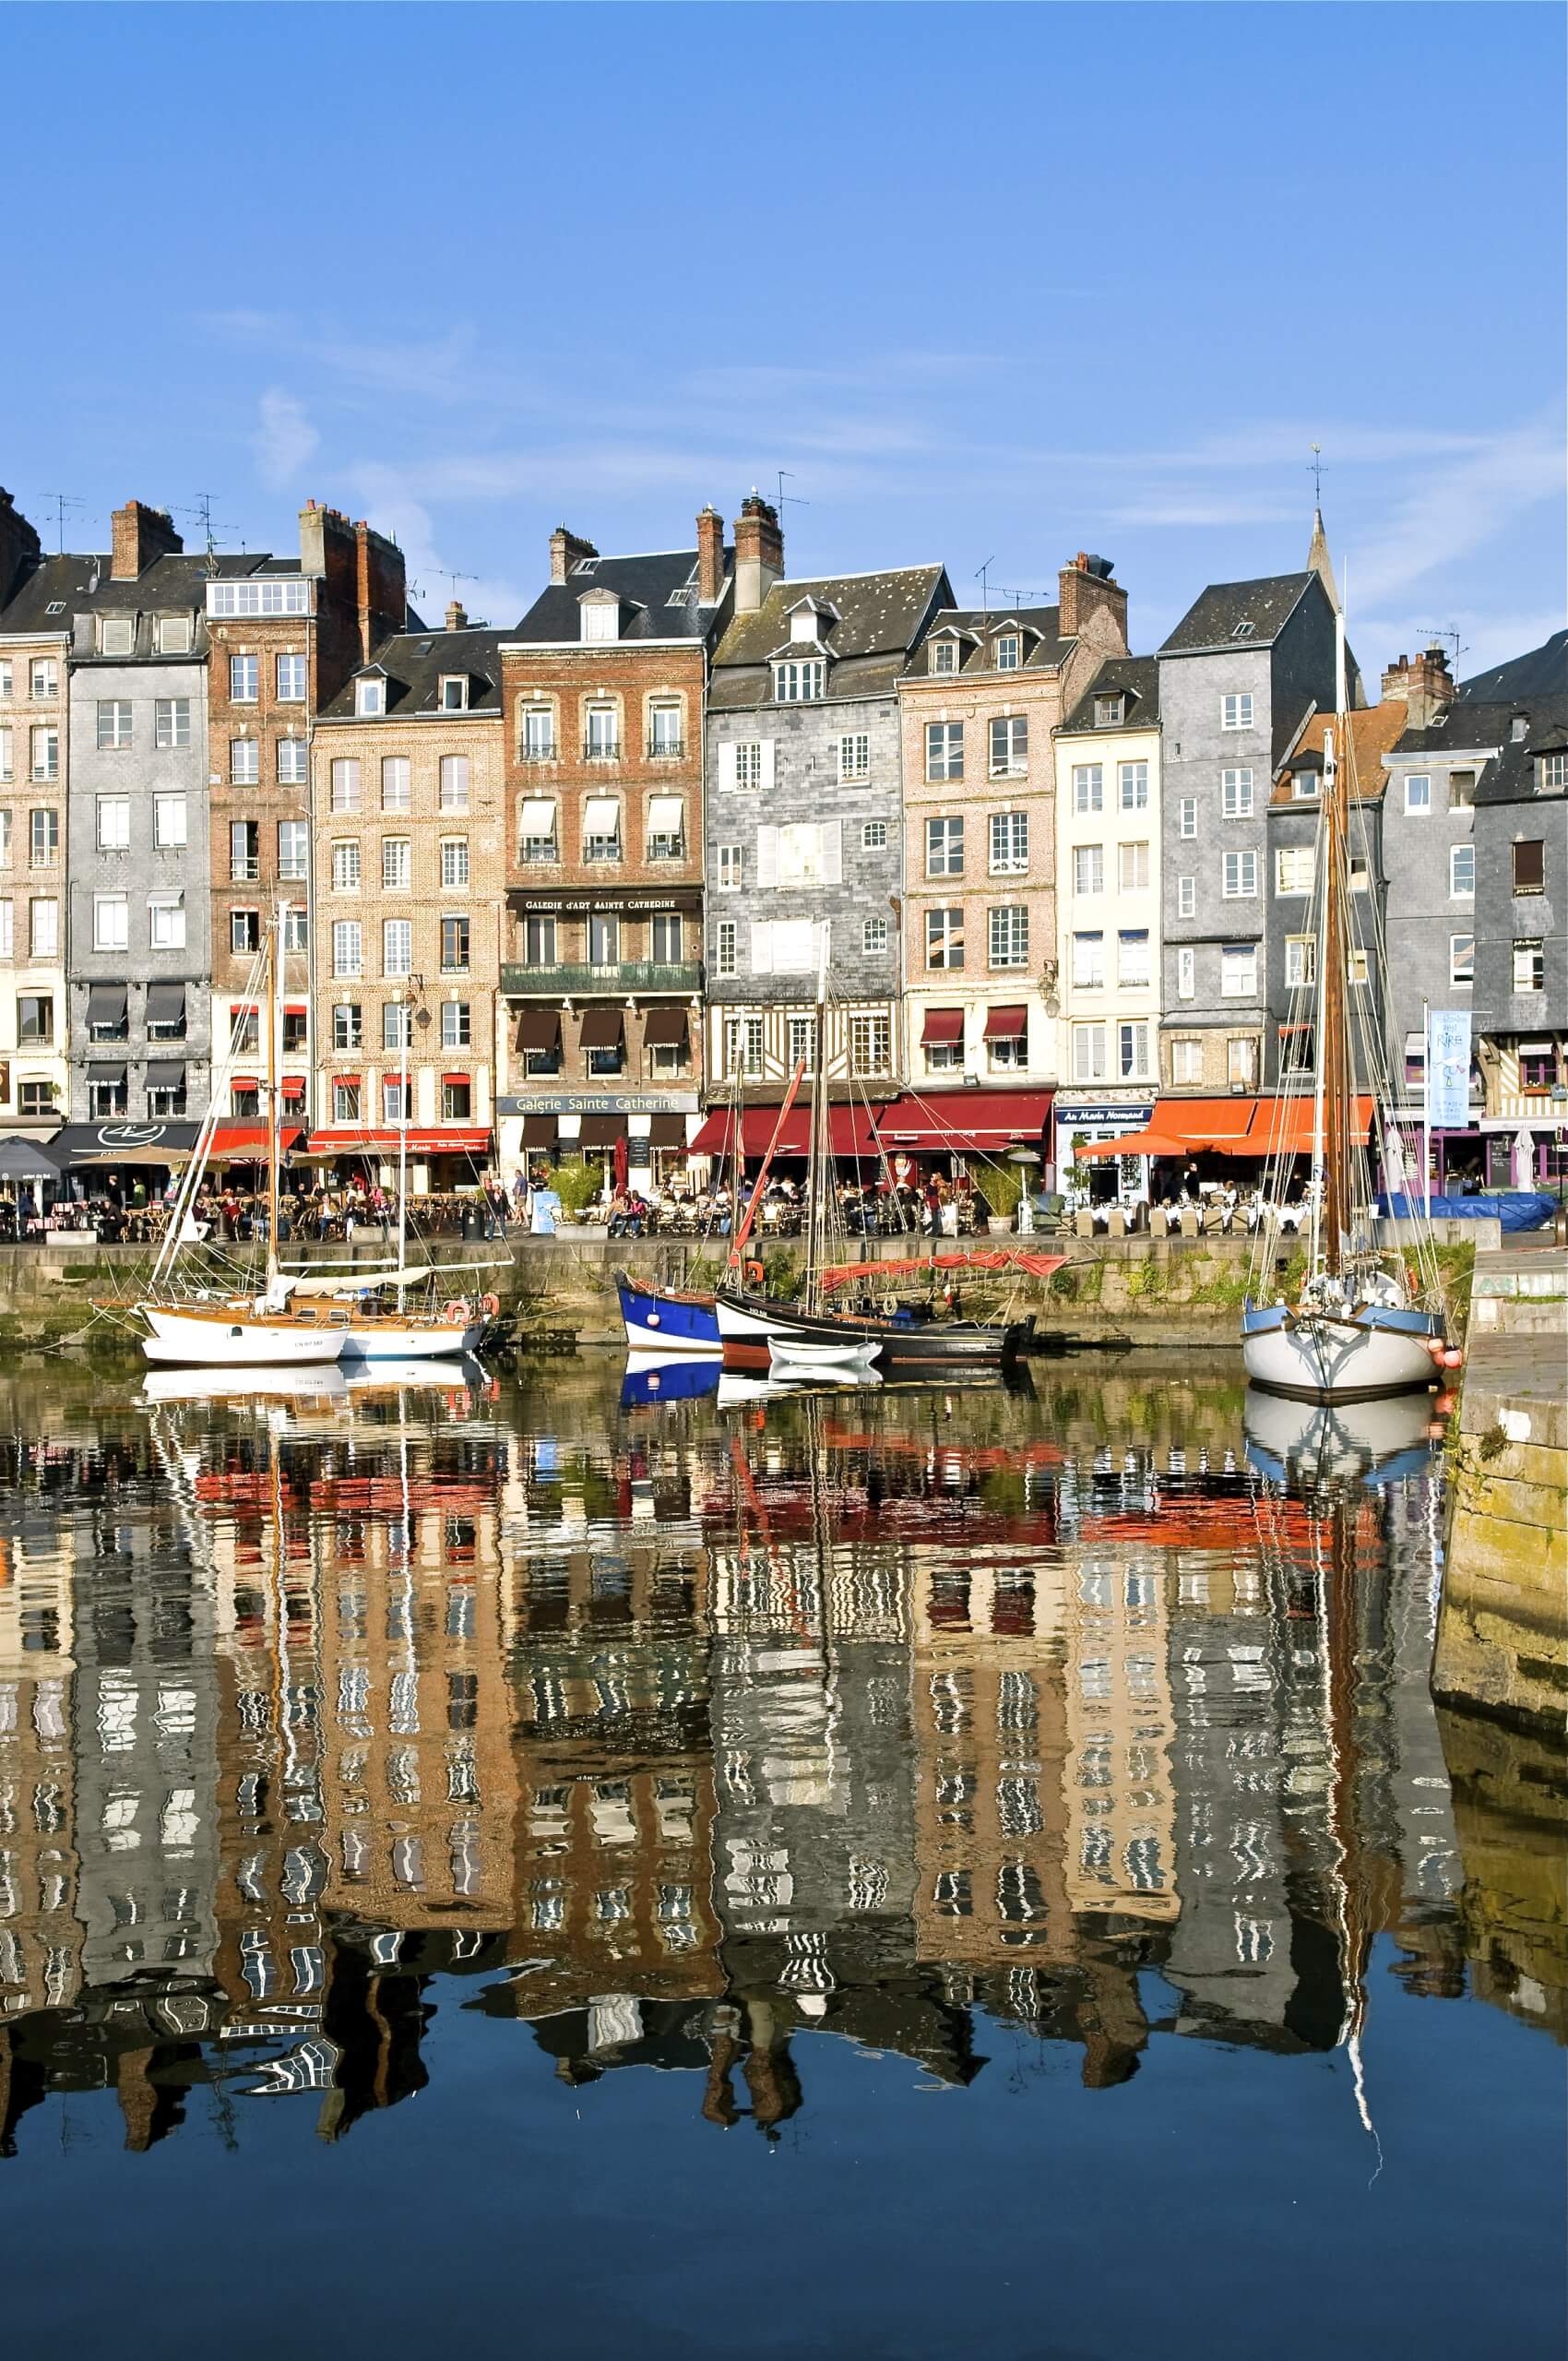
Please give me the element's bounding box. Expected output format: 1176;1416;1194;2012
1322;612;1350;1271
266;903;283;1294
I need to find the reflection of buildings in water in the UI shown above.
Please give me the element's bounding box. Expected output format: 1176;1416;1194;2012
0;1521;78;2022
1420;1706;1567;2045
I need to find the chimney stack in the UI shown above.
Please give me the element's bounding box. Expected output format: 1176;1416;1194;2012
354;519;407;664
732;493;784;615
0;488;42;605
549;524;598;584
110;499;183;581
1381;644;1454;731
1058;552;1128;653
696;505;725;604
445;600;469;631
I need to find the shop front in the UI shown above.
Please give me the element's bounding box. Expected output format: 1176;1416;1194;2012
299;1126;493;1193
47;1120;203;1228
1052;1097;1157;1204
496;1093;701;1198
1479;1110;1568;1194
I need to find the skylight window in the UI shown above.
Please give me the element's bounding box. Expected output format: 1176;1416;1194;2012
571;555;600;576
1232;619;1255;638
45;601;65;615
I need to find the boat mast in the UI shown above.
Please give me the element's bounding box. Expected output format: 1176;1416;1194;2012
1323;604;1350;1272
267;904;283;1295
397;983;409;1313
805;924;829;1309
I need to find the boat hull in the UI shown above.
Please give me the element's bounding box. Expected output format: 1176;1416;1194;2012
716;1288;1017;1371
616;1272;721;1355
141;1305;345;1367
338;1319;484;1360
1241;1300;1442;1401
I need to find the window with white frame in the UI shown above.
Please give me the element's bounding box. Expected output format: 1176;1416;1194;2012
148;893;184;950
382;838;410;890
230;819;258;880
1273;845;1313;896
153;793;186;848
1449;844;1475;899
30;726;58;781
276;653;307;702
1221;943;1257;998
1538;752;1567;793
93;891;128;952
278;819;308;880
439;755;469;811
786;1013;817;1074
277;736;307;784
333;1078;362;1123
650;912;683;963
926;721;964;781
862;915;888;956
331;841;361;893
1177;945;1195;999
989;811;1028;873
330;758;362;813
383;918;413;977
30;897;58;957
157;615;191;654
1094;693;1123;727
1349;855;1370;893
335;1006;363;1054
441;838;469;888
1072;931;1104;990
441;675;469;714
355;676;385;717
1178;796;1196;840
773;659;825;702
989;904;1028;968
97;796;131;851
0;811;11;867
717;844;743;890
99;617;136;660
1449;932;1474;985
1118;1020;1151;1080
1118;761;1147;809
442;1001;471;1048
926;907;963;969
831;727;869;783
1177;874;1195;917
30;660;57;700
1075;843;1104;896
1221;767;1253;817
1513;938;1544;993
1348;946;1368;986
1228;1035;1258;1085
724;1015;764;1078
155;697;191;749
383;1076;411;1124
994;633;1021;671
208;579;311;617
583;794;621;859
230;909;260;954
715;919;737;978
1118;928;1150;987
850;1013;891;1075
384;999;412;1051
231;737;259;786
1224;850;1258;898
332;921;362;976
1073;763;1103;814
1220;693;1254;731
1285;934;1315;986
521;703;555;759
229;654;258;702
1119;841;1150;891
96;699;133;750
0;727;9;782
861;820;887;852
926;816;964;876
724;738;761;791
929;638;959;674
1073;1022;1108;1082
646;701;681;756
1405;772;1431;812
1170;1037;1203;1084
381;757;411;812
990;715;1028;777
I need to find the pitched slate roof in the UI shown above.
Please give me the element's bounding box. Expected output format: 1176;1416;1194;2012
1456;627;1567;704
318;626;504;721
508;546;731;645
902;603;1073;680
1158;571;1320;654
0;548;277;638
1389;692;1568;803
1058;652;1161;735
1269;702;1403;805
711;565;950;710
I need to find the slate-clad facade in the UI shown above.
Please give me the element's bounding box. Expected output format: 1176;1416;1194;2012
705;499;949;1101
1462;691;1566;1181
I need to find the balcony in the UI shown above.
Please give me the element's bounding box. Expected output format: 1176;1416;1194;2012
582;739;622;763
646;737;686;760
502;960;703;997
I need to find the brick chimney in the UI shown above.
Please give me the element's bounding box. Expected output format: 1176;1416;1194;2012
1381;644;1454;731
0;488;41;605
1058;552;1128;652
110;499;182;581
733;493;784;615
445;600;469;631
549;525;598;584
696;505;725;604
354;519;407;663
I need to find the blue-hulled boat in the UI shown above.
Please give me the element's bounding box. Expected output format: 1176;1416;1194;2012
614;1270;721;1356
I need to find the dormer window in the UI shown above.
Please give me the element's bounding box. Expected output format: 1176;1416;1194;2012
1094;694;1124;727
994;633;1021;671
578;589;621;643
158;615;192;655
439;675;468;712
1537;752;1566;793
1292;769;1319;799
790;606;820;645
355;676;385;717
930;639;958;675
774;659;825;703
1511;712;1528;742
99;616;135;656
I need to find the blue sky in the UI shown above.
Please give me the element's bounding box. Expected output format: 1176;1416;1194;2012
7;3;1562;676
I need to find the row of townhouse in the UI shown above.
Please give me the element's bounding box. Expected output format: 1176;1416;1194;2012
0;480;1561;1198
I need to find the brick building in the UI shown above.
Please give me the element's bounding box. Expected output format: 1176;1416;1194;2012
312;611;505;1187
0;490;69;1139
495;512;731;1188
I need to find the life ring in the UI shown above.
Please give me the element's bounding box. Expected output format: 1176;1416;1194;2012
443;1297;471;1325
480;1292;501;1319
744;1258;765;1288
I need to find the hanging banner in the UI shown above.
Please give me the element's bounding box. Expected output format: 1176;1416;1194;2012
1427;1008;1472;1129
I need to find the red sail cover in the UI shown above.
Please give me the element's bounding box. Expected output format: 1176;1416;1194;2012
816;1249;1066;1290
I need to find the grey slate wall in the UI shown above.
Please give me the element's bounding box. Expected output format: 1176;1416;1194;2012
1382;743;1486;1084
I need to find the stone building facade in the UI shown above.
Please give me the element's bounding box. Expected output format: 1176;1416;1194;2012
704;501;948;1103
899;557;1128;1104
496;513;732;1185
313;618;505;1186
0;491;69;1134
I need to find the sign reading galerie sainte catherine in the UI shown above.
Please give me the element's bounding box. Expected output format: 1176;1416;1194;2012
496;1093;700;1116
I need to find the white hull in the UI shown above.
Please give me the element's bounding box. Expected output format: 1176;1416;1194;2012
338;1320;484;1360
141;1364;350;1406
1241;1313;1439;1401
768;1338;879;1372
141;1306;345;1367
623;1316;722;1357
715;1295;779;1346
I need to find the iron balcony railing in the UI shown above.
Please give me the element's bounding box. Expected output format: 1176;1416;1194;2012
501;959;703;996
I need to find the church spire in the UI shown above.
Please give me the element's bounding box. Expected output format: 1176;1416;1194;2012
1307;504;1338;605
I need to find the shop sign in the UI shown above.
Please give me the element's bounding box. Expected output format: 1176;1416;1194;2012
1051;1101;1154;1130
496;1092;698;1116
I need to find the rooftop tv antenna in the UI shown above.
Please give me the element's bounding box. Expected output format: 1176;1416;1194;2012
440;567;478;605
1418;626;1467;677
776;469;810;521
176;494;232;566
974;554;997;622
40;492;86;554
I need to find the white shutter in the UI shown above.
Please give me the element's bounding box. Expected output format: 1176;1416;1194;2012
718;742;737;794
647;795;684;834
755;826;778;888
750;922;772;974
819;819;843;885
758;740;776;792
520;798;555;835
584;795;620;833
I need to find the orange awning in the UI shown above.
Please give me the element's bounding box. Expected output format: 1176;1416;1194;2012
1074;1095;1375;1161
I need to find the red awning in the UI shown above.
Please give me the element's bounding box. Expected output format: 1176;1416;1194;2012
873;1090;1053;1153
210;1123;304;1159
304;1128;493;1158
1074;1095;1375;1161
441;1071;470;1088
1253;1093;1375;1156
690;1104;882;1159
231;1076;259;1092
983;1005;1028;1041
284;1002;308;1017
921;1008;966;1046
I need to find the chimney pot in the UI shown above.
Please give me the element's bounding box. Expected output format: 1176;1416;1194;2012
445;600;469;631
549;525;598;585
696;505;725;605
1058;552;1128;652
732;495;784;615
110;499;183;581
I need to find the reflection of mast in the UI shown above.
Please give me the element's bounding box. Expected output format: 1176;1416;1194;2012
1317;1481;1382;2159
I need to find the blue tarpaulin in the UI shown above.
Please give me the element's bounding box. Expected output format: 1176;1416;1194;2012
1378;1192;1556;1232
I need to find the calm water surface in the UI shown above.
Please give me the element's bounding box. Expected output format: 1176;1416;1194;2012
0;1350;1562;2358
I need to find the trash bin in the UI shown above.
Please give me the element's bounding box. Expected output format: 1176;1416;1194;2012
461;1203;481;1241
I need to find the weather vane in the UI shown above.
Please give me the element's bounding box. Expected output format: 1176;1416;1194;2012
1308;444;1325;503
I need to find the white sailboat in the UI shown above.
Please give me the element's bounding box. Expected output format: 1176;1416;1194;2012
1241;583;1450;1402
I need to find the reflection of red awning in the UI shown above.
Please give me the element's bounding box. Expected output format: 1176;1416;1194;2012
303;1128;492;1158
921;1008;965;1045
983;1005;1028;1041
873;1090;1052;1153
1074;1095;1374;1160
211;1123;304;1158
691;1104;882;1159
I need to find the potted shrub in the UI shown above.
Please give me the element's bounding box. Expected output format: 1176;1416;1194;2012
980;1163;1022;1235
547;1157;605;1226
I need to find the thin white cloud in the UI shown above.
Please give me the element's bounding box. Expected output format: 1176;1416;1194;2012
1349;411;1565;605
253;389;319;490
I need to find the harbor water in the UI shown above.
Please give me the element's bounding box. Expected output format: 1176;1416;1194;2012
0;1350;1562;2357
